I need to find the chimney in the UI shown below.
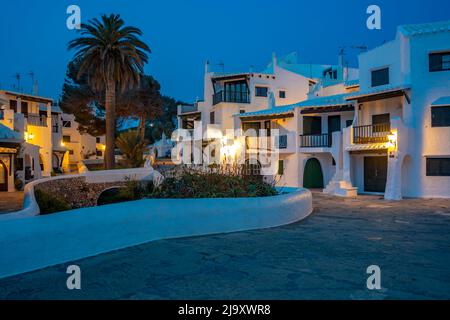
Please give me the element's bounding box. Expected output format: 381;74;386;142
272;52;277;67
205;60;210;74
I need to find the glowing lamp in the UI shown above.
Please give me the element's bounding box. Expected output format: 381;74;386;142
387;131;397;150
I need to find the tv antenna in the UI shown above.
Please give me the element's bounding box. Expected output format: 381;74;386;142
217;61;225;73
12;73;21;92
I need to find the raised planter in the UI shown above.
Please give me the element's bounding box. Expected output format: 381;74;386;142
0;187;312;279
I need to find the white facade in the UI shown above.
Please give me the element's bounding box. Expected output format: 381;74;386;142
60;113;105;171
0;90;106;192
177;20;450;199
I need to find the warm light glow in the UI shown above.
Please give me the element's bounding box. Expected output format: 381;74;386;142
387;130;398;150
25;132;34;142
61;142;65;147
101;144;106;151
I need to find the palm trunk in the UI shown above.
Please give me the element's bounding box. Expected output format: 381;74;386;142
105;79;116;169
138;115;146;142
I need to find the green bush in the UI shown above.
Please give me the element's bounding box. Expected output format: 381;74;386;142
151;170;277;199
35;189;72;215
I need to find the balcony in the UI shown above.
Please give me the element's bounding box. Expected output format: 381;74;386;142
353;123;390;144
179;104;198;115
246;133;296;154
26;114;48;127
300;133;332;148
213;91;250;105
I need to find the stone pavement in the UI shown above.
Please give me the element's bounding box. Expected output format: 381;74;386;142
0;192;23;213
0;192;449;299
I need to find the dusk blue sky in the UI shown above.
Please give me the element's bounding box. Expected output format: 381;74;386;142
0;0;449;103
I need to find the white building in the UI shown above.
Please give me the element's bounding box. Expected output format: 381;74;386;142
0;91;66;189
0;90;106;192
60;113;105;172
177;20;450;199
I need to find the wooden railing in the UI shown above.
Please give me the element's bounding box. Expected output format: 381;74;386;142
353;123;390;144
300;133;332;148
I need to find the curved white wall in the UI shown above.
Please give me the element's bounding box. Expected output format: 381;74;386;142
0;188;312;279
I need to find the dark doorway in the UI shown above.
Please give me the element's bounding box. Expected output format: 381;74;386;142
303;116;322;135
328;115;341;133
0;160;7;192
303;158;324;189
364;156;388;193
372;113;390;132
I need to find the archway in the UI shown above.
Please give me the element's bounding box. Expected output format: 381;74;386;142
303;158;324;189
0;160;7;192
52;153;60;171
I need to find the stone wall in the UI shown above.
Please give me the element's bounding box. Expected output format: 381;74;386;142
35;177;128;208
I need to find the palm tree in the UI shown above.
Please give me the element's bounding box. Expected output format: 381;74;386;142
116;130;146;168
68;14;150;169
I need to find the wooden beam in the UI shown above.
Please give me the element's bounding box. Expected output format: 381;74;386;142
300;105;354;114
240;113;294;122
349;90;405;103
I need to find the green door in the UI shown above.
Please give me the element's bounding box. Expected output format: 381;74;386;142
303;158;324;189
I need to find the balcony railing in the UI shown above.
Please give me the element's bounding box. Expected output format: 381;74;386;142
179;104;198;114
26;114;47;127
353;123;390;144
213;91;250;105
300;133;332;148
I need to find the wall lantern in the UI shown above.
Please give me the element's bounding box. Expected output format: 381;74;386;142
387;130;398;151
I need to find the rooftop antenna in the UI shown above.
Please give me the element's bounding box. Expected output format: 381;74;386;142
217;61;225;73
350;45;368;53
13;73;21;92
28;71;36;94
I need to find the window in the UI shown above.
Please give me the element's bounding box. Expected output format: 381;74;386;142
210;111;215;125
239;110;246;114
9;100;17;112
426;158;450;176
62;135;71;143
96;150;103;157
429;52;450;72
223;80;249;103
303;116;322;135
62;120;71;128
278;160;284;175
346;119;353;128
255;86;268;97
69;149;74;155
279;90;286;99
371;67;389;87
96;137;101;143
431;106;450;127
21;102;29;115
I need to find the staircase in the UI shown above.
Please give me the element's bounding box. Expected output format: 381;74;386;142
323;171;358;197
